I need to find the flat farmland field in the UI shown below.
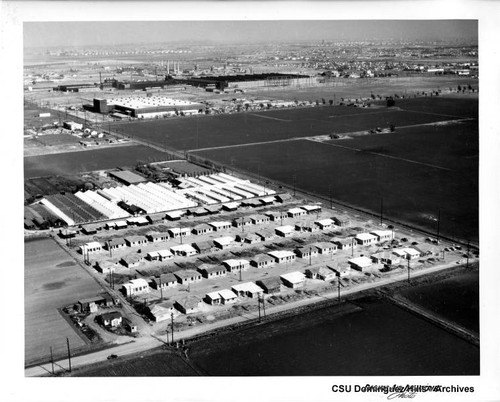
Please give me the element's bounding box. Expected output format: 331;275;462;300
24;145;168;178
25;238;105;365
194;120;478;241
112;97;466;151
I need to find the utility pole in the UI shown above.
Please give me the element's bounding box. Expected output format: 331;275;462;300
66;338;72;373
50;346;55;375
309;250;312;266
239;267;242;282
160;278;163;300
261;295;266;318
351;238;355;257
170;313;174;344
258;297;261;322
337;278;341;301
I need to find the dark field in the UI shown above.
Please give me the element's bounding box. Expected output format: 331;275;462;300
195;119;478;241
24;145;168;178
112;100;464;151
399;269;479;333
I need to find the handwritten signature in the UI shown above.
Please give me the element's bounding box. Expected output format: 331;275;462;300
387;391;417;399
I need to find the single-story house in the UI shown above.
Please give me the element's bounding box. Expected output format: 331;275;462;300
312;242;337;255
317;266;336;281
371;251;401;266
122;278;150;296
259;196;275;206
305;266;321;279
95;259;120;274
251;253;276;268
59;229;78;239
315;218;335;230
165;211;183;221
125;236;148;247
401;247;421;260
81;224;100;235
348;256;373;272
146;251;160;261
219;289;238;304
222;202;240;212
192;223;214;235
232;216;253;228
295;221;320;233
192;241;217;254
98;311;122;327
189;207;210;217
126;216;150;227
280;271;306;288
275;193;292;203
413;244;438;257
235;232;250;243
333;216;350;227
275;225;295;237
147;301;178;322
80;241;102;254
256;277;282;294
204;291;223;305
146;232;169;243
222;259;250;272
197;264;227;279
244;233;262;244
106;220;128;230
174;296;201;314
255;230;275;241
120;255;144;268
370;230;393;243
158;249;174;261
295;245;319;259
174;269;203;285
249;214;271;225
355;233;378;246
106;238;127;250
170;244;198;257
150;273;178;290
327;264;351;277
213;236;235;250
204;205;222;215
209;221;232;231
301;205;322;215
78;294;114;313
168;227;191;239
268;250;296;264
287;207;306;218
333;238;357;251
243;199;262;208
265;211;288;222
231;282;264;298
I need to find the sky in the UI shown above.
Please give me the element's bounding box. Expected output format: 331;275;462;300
24;20;478;48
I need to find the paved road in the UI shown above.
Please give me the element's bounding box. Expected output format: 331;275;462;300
25;259;473;377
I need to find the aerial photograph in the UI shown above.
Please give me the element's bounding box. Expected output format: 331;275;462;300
22;19;481;381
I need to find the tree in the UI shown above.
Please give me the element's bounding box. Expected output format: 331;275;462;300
389;124;396;132
457;85;462;92
322;98;326;105
329;99;333;106
315;100;320;106
387;98;395;107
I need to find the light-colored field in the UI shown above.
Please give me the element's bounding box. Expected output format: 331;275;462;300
25;237;104;365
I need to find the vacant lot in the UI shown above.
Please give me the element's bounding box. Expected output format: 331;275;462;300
194;120;478;241
24;145;168;178
112;99;464;151
25;238;105;365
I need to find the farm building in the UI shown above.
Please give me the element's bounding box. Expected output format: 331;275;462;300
371;251;401;266
170;244;198;257
231;282;264;298
79;241;102;254
301;205;322;215
315;218;335;230
249;214;271;225
213;236;235;250
355;233;378;246
268;250;296;264
348;256;372;272
280;272;306;288
295;221;320;233
122;279;150;296
197;264;227;279
312;242;337;254
222;259;250;272
275;225;295;237
251;253;276;268
98;311;122;327
219;289;238;304
120;255;144;268
109;170;148;186
175;296;202;314
333;216;350;227
266;211;288;222
168;227;191;239
192;223;214;235
150;273;178;290
333;238;357;251
287;207;306;218
125;236;148;247
174;269;203;285
256;277;282;294
106;238;127;250
295;245;319;259
255;230;275;241
209;221;232;231
147;301;178;322
192;241;216;254
370;230;393;243
146;232;169;243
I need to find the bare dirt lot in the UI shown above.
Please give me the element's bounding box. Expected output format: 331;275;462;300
25;237;105;365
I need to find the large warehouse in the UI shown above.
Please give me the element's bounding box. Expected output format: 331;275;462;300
93;96;205;118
